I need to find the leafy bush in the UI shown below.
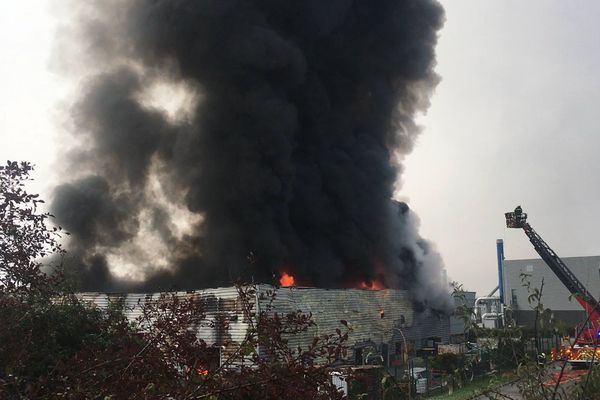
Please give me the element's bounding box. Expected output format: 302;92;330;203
431;353;465;375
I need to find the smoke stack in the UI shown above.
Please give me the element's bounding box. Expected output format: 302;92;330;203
497;239;505;304
52;0;450;311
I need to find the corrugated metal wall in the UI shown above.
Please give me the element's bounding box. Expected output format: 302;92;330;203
271;287;414;347
78;286;449;366
78;287;256;365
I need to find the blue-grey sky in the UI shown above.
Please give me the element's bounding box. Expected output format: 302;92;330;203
1;1;600;295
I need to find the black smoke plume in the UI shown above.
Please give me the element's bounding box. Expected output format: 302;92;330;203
53;0;450;310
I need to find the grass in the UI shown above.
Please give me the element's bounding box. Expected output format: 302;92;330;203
425;372;515;400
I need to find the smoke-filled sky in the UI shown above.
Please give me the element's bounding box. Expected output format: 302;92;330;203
44;0;450;309
2;1;600;296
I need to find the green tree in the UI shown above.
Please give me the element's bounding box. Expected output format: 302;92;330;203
0;161;63;297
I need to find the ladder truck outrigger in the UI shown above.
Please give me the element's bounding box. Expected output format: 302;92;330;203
505;206;600;364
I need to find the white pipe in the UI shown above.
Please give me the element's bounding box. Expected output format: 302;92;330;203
393;327;411;400
481;313;502;320
474;296;500;317
487;286;499;297
475;296;500;307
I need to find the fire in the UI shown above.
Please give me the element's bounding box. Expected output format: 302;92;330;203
197;368;209;376
279;272;295;286
359;279;384;290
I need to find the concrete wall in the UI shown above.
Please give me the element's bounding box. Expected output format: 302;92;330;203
502;255;600;327
512;310;587;329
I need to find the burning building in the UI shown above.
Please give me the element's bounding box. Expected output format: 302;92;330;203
52;0;455;377
79;285;450;368
52;0;452;315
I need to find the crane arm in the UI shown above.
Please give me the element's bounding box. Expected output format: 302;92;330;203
505;208;600;330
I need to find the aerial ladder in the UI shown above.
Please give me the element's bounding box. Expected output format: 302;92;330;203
505;206;600;362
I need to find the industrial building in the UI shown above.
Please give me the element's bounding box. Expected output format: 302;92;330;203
499;250;600;328
79;285;450;368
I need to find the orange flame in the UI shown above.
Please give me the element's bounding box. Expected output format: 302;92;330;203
197;368;209;376
360;279;384;290
279;272;295;286
379;308;385;318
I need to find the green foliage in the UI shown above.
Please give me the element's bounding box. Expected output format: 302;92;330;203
451;273;600;399
431;353;465;375
0;161;64;298
0;296;103;375
492;338;525;370
575;364;600;400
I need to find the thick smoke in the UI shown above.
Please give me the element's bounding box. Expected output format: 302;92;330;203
53;0;450;310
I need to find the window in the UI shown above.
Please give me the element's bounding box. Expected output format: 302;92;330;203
395;341;403;355
354;347;363;365
381;343;389;366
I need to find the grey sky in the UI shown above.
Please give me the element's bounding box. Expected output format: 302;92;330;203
404;1;600;294
1;1;599;295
